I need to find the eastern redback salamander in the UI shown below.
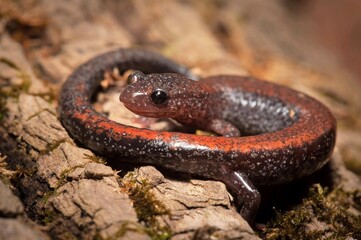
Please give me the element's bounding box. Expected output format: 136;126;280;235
59;48;336;222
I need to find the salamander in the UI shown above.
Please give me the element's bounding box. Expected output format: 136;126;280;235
59;48;336;223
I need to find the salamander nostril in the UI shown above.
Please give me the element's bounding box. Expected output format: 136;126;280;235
150;89;168;105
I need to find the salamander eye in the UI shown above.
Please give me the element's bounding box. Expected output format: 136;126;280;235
150;89;168;105
128;71;145;84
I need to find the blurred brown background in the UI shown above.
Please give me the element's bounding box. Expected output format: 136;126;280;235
286;0;361;83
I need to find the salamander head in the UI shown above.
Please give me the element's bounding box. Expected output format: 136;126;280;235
119;71;212;118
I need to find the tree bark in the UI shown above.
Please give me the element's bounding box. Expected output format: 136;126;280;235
0;0;360;239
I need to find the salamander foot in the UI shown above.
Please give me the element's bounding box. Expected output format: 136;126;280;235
221;171;261;222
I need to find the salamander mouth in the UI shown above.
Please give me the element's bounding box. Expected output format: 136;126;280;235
122;103;175;118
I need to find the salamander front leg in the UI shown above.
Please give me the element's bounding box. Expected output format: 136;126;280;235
221;171;260;222
207;119;241;137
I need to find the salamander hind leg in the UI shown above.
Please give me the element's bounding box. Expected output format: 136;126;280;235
207;119;240;137
221;171;260;223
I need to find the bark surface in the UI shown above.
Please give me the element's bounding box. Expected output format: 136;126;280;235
0;1;360;239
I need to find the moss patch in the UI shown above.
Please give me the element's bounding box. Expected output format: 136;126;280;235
0;57;31;96
261;184;361;240
39;138;67;156
122;173;172;240
0;154;17;183
84;153;107;164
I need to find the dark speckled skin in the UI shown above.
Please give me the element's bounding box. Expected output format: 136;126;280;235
59;48;336;223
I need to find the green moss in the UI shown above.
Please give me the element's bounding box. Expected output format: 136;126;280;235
2;72;31;98
262;184;361;240
0;57;55;112
0;56;55;124
84;153;107;164
14;163;37;178
40;208;56;225
38;190;57;225
122;174;172;240
54;168;75;188
0;58;30;123
41;189;56;204
55;163;94;189
40;139;67;156
0;154;17;183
